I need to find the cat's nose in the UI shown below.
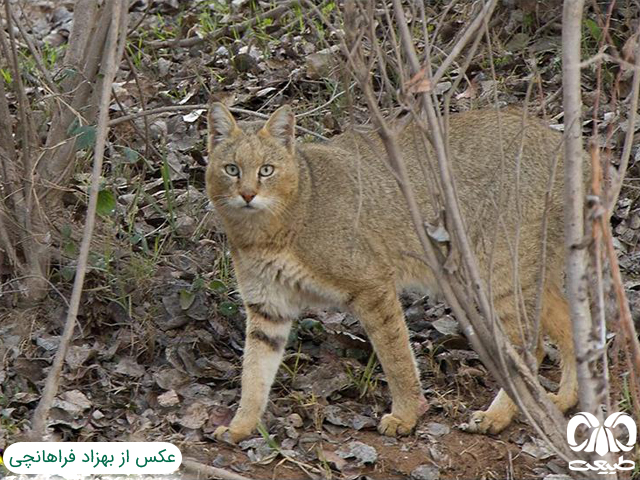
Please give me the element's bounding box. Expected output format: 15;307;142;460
240;191;256;204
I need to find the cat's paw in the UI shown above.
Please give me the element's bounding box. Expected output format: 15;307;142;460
213;425;253;444
460;410;510;435
377;413;415;437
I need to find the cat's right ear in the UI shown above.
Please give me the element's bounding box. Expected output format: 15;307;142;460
208;102;240;149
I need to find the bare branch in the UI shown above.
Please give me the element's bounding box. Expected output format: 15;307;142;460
108;104;328;140
607;35;640;215
182;458;256;480
30;0;129;439
561;0;605;423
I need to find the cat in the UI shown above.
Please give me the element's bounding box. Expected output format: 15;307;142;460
205;102;578;443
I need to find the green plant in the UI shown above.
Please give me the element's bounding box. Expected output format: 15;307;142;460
618;373;634;415
198;9;218;36
346;352;379;398
280;345;305;384
126;39;144;69
0;67;11;84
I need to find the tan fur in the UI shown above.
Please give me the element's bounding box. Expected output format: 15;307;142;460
206;104;578;442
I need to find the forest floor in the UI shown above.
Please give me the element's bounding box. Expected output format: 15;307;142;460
1;1;640;479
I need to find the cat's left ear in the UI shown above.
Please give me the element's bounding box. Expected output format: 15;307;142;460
260;105;295;153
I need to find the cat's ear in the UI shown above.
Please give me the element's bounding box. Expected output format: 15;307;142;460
208;102;240;149
260;105;295;152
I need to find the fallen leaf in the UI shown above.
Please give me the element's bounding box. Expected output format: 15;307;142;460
406;67;432;93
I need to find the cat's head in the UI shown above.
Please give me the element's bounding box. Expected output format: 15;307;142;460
206;103;298;219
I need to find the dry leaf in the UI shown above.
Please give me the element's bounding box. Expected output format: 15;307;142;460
406;67;433;93
456;78;478;99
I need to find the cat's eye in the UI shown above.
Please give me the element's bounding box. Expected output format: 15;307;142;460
224;164;240;177
259;164;274;177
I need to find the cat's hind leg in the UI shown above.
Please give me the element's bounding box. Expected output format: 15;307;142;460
349;283;428;436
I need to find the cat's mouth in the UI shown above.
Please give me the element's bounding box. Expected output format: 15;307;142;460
223;195;270;212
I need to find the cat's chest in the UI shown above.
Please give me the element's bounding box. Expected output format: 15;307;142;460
234;251;343;320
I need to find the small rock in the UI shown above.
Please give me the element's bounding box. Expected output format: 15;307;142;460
411;464;440;480
175;215;197;237
429;445;449;463
157;58;172;77
546;459;569;475
305;47;339;79
405;305;425;323
432;316;459;335
324;405;350;427
425;422;450;437
337;441;378;465
352;414;376;430
285;425;299;439
287;413;303;428
542;475;573;480
522;437;554;459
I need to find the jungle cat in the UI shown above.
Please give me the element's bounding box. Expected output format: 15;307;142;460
206;103;578;443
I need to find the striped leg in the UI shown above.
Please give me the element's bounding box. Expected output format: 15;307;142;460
214;302;292;443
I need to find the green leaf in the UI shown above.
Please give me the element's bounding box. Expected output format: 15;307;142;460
61;266;76;281
69;124;96;150
300;318;323;333
96;189;116;216
58;67;77;82
63;240;78;257
130;232;142;245
192;277;205;291
123;147;139;163
209;279;227;292
179;289;196;310
219;301;238;317
61;224;72;240
585;18;602;43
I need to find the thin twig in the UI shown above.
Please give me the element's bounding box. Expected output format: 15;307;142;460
30;0;128;439
296;84;352;118
607;34;640;215
601;211;640;420
430;0;497;87
10;9;57;92
109;104;328;140
182;458;255;480
124;51;152;159
2;0;34;217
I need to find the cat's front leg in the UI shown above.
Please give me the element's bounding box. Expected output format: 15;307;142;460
214;302;292;443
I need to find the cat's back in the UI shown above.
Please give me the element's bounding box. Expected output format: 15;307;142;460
298;109;564;218
294;109;565;263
